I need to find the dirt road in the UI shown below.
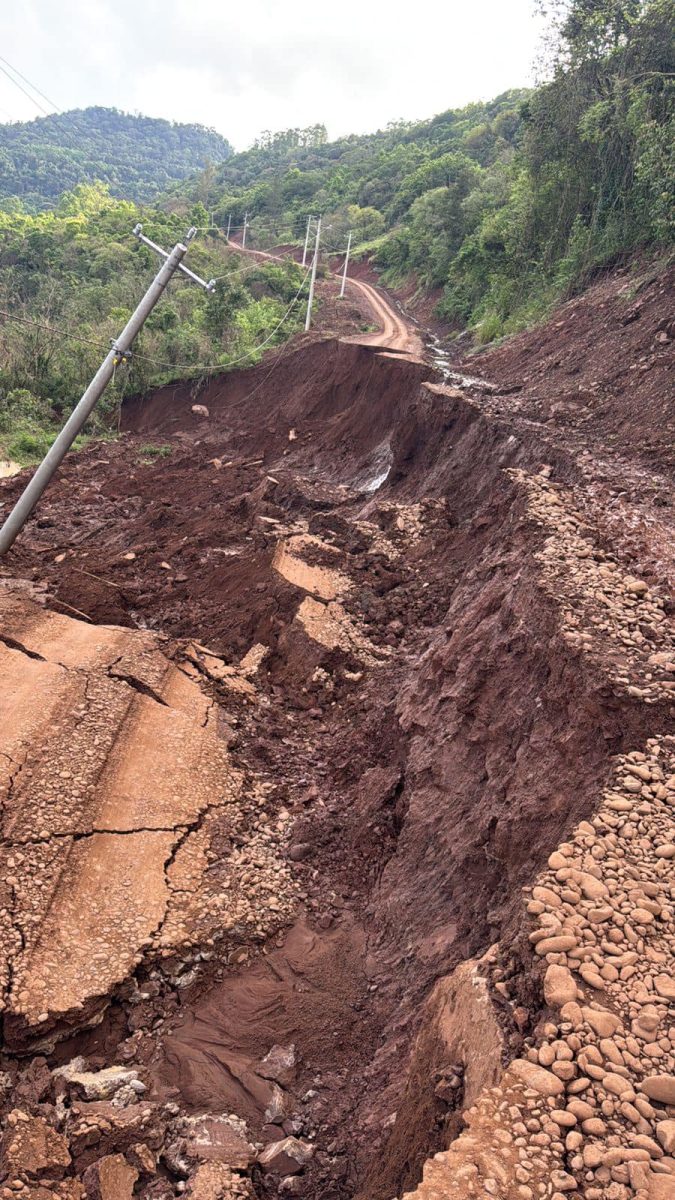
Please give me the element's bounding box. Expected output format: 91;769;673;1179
226;236;422;355
0;588;295;1050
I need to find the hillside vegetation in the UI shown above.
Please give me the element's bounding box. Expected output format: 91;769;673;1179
175;0;674;340
0;107;232;209
0;184;305;462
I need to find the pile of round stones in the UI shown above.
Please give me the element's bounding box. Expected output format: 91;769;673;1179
404;739;674;1200
507;469;674;706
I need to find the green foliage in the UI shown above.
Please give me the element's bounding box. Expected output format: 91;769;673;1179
172;1;672;343
0;107;232;210
0;187;307;456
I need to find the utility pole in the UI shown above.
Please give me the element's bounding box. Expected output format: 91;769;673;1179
301;215;313;268
304;216;321;332
226;213;231;240
0;227;215;557
340;230;352;299
242;212;249;249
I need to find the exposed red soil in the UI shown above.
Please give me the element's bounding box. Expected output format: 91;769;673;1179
0;262;673;1200
467;258;675;475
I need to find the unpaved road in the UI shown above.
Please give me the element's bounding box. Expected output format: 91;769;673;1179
226;236;422;355
0;589;295;1050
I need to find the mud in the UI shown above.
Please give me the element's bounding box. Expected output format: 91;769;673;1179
0;265;673;1200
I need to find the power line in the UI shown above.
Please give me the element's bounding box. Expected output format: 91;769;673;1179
0;260;313;377
0;308;109;352
0;54;60;114
0;62;50;117
135;260;313;371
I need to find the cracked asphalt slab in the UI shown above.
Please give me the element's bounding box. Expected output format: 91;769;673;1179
0;590;297;1048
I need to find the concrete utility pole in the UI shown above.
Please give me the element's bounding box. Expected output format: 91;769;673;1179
0;227;215;557
301;215;314;268
226;213;232;240
304;216;321;332
340;230;352;299
242;212;249;249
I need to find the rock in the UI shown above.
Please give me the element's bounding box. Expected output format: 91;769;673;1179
258;1045;297;1087
656;1122;675;1154
509;1059;565;1097
649;1175;675;1200
604;1072;634;1098
66;1100;163;1168
127;1143;156;1175
264;1084;292;1124
550;1170;577;1191
534;935;577;956
544;964;577;1008
258;1137;314;1175
191;405;209;419
53;1060;142;1102
164;1115;255;1174
82;1153;138;1200
288;844;312;862
577;872;609;900
642;1076;675;1106
185;1162;253;1199
653;975;675;1001
583;1007;622;1037
0;1111;71;1179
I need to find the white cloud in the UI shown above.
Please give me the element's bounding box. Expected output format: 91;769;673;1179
0;0;546;148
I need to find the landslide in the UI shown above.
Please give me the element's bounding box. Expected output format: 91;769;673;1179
0;288;673;1200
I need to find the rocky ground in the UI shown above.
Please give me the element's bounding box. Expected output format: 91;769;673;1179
0;262;672;1200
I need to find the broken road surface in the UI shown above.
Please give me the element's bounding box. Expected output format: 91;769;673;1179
0;591;295;1049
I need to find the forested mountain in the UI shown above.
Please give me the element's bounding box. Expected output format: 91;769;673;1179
172;0;674;341
0;108;232;209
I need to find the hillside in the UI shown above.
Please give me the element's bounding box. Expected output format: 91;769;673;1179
0;106;232;209
171;0;674;342
0;184;308;462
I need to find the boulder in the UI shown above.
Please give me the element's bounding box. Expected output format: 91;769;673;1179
82;1153;138;1200
642;1076;675;1106
257;1044;297;1087
544;964;577;1008
53;1059;144;1103
164;1114;255;1176
258;1137;314;1175
508;1059;564;1097
0;1111;71;1181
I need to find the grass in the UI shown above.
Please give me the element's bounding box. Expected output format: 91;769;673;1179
136;443;172;464
0;416;116;467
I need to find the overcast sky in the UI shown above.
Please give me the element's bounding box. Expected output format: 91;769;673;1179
1;0;547;149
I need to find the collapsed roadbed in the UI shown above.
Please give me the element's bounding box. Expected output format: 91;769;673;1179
0;291;673;1200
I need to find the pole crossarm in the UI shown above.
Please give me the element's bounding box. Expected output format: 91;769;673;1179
133;224;216;292
0;227;211;556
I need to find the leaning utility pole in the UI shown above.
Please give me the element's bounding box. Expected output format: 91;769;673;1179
226;213;232;240
242;212;249;249
301;215;313;268
340;230;352;299
0;226;215;556
304;216;322;332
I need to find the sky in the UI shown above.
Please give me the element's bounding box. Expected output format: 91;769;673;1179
0;0;547;150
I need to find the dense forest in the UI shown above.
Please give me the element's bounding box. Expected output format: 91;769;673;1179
0;184;305;461
0;108;232;209
173;0;674;340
